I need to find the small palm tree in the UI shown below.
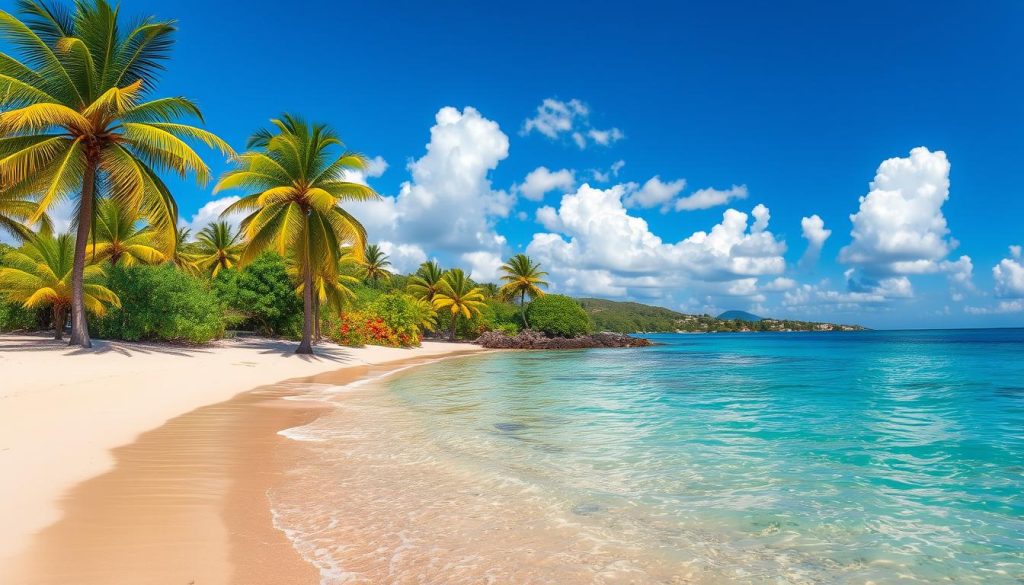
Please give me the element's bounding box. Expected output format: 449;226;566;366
0;233;118;339
361;243;392;284
194;221;242;277
0;0;234;347
88;199;165;266
215;115;377;354
433;268;486;341
498;254;548;328
289;251;361;342
169;227;201;275
407;260;444;301
409;296;437;335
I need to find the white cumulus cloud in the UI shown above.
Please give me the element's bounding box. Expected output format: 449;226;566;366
461;250;504;283
348;106;512;257
183;196;242;234
993;245;1024;298
623;176;686;210
518;167;576;201
522;98;622;149
674;184;749;212
798;214;832;268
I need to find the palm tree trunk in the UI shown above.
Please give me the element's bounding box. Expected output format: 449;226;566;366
53;305;66;341
521;290;529;329
296;215;314;355
297;263;314;354
449;312;457;342
313;295;321;343
69;159;97;348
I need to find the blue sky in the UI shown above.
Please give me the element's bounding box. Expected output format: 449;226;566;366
9;0;1024;328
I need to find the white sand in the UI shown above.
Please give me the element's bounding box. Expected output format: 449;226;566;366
0;333;487;567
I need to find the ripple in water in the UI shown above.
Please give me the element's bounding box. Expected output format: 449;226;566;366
272;330;1024;584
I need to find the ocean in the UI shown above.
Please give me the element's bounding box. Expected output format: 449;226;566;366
272;329;1024;584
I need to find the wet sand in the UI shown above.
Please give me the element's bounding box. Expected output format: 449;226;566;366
1;342;488;585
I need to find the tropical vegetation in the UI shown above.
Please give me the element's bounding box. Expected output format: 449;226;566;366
0;0;623;354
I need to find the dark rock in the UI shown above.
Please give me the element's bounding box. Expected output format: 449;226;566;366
475;329;653;350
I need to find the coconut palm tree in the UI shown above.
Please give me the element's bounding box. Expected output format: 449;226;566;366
193;221;242;277
407;260;444;302
498;254;548;328
215;115;377;354
361;243;392;284
0;0;234;346
433;268;486;342
88;199;165;266
289;251;361;342
0;233;118;339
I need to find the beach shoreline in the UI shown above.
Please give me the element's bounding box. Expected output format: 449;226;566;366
0;333;489;583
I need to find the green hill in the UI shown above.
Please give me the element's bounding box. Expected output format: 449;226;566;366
577;297;865;334
717;310;762;322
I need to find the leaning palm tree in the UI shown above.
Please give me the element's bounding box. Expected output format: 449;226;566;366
215;115;378;354
0;0;233;347
88;199;165;266
498;254;548;328
193;221;242;277
433;268;486;342
406;259;444;302
0;233;118;339
361;243;392;284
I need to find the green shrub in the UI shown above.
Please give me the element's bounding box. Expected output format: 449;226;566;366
526;294;592;337
212;253;303;338
92;264;224;343
326;292;421;347
0;299;38;332
456;298;522;338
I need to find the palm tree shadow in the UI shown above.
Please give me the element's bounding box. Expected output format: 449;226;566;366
231;337;357;363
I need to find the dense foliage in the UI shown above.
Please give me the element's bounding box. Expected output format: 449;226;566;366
213;253;303;338
91;265;224;343
579;298;866;333
527;295;592;338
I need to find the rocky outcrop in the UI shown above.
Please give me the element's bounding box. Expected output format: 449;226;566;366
476;329;652;350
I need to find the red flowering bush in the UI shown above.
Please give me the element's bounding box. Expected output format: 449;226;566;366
331;297;421;348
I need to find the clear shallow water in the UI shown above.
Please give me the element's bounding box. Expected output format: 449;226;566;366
274;330;1024;584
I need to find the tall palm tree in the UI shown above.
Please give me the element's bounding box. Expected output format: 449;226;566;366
0;233;118;339
361;243;392;284
193;221;242;277
0;0;234;347
215;115;377;354
407;259;444;302
433;268;486;342
498;254;548;328
88;199;165;266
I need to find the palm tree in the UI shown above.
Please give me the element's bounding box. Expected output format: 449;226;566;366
289;251;361;342
169;226;200;275
193;221;242;277
88;199;165;266
407;260;444;302
409;296;437;335
433;268;486;342
0;233;118;339
215;115;378;354
0;0;234;347
361;243;392;284
498;254;548;328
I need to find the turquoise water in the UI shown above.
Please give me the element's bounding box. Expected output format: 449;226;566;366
276;329;1024;583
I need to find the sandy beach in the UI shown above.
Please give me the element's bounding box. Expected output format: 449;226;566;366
0;334;488;584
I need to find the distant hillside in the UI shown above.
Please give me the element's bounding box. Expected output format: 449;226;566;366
577;298;865;334
717;310;762;322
